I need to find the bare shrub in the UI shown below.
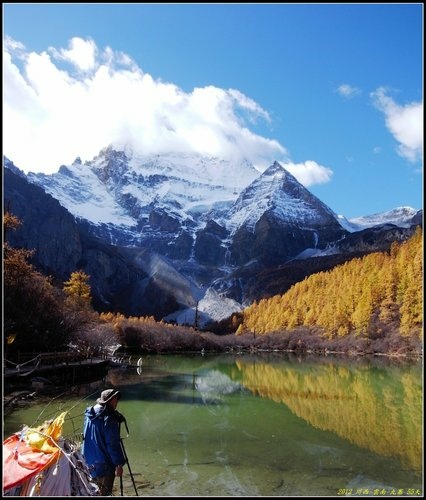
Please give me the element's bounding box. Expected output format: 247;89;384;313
75;312;422;358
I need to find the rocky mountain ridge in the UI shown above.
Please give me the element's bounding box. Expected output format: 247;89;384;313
4;150;422;327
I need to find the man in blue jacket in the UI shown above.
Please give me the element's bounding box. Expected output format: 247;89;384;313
82;389;126;495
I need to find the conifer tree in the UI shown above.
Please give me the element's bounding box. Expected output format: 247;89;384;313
63;270;92;307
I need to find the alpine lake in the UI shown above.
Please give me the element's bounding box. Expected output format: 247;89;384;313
3;352;423;497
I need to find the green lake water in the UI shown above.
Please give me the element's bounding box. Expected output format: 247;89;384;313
3;353;423;496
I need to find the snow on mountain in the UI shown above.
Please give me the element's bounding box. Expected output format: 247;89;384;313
3;157;26;179
128;151;258;194
27;147;259;236
293;206;421;261
225;161;339;233
338;207;419;232
164;287;243;327
349;206;419;229
291;246;340;260
28;156;136;227
23;148;418;241
198;288;243;323
336;215;359;232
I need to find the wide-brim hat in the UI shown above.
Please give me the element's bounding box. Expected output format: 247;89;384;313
97;389;121;404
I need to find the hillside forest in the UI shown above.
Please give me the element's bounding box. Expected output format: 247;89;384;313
3;212;423;358
234;226;423;341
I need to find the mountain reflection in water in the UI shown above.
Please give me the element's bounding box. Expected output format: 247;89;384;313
3;353;422;496
195;370;243;404
232;357;422;471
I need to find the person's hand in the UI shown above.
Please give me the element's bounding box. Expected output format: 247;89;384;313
115;465;123;477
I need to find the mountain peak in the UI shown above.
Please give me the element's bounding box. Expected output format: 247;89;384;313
260;161;303;190
347;206;421;231
226;160;340;235
3;157;26;179
265;161;285;174
95;145;129;164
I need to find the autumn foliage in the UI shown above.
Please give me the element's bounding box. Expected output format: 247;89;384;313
236;227;423;342
3;213;96;356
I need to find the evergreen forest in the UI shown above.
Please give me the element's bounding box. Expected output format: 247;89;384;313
236;226;423;343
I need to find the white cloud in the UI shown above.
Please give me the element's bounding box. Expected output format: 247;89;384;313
284;160;333;187
337;83;361;99
3;36;332;188
228;88;271;122
50;37;98;72
371;87;423;163
4;35;26;53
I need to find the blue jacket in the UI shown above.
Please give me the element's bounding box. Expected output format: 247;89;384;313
82;404;126;478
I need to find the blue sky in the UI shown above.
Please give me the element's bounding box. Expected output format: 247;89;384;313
3;3;423;218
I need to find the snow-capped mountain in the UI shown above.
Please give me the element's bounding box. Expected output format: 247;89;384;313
27;147;259;245
25;147;419;244
4;148;421;326
340;207;420;232
227;161;339;232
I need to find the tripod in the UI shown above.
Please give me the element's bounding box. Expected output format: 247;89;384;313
119;438;138;496
117;412;138;496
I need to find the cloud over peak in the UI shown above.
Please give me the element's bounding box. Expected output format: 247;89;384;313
4;36;290;176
